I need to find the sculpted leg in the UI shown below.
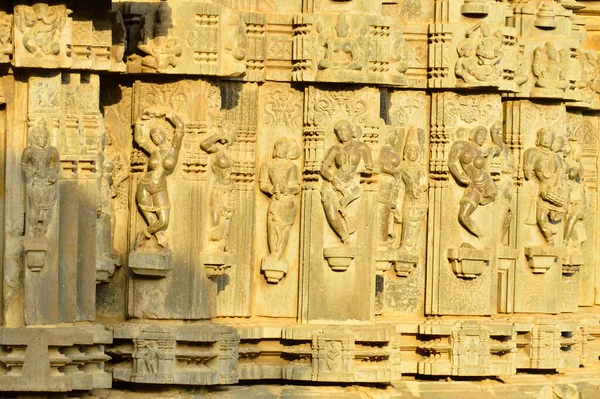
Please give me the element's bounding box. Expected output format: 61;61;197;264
458;200;483;238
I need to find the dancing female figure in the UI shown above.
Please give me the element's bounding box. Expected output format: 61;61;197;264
134;109;184;250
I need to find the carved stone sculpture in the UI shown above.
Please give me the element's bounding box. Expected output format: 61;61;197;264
398;127;428;251
129;108;183;277
259;138;301;283
200;122;237;277
377;130;402;248
395;127;428;277
319;15;363;71
0;12;13;63
21;119;60;271
523;128;568;246
497;142;516;244
96;128;130;283
321;120;373;271
111;10;126;66
532;42;568;95
222;14;248;77
15;4;69;57
137;2;182;72
455;23;503;85
448;125;501;239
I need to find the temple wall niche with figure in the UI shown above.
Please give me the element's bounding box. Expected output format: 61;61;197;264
5;0;600;396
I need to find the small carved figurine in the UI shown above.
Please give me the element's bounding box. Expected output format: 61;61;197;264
134;109;184;250
448;124;501;238
319;15;363;71
223;14;248;76
137;2;182;72
16;4;68;56
399;127;428;251
201;123;236;253
497;141;516;244
0;13;13;61
455;23;503;84
532;42;568;90
99;127;130;262
377;129;402;247
321;120;374;243
523;128;568;245
259;138;301;282
21;119;60;238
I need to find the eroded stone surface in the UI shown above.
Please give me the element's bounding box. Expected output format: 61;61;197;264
1;0;600;395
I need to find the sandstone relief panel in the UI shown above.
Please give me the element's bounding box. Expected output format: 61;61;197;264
1;0;600;397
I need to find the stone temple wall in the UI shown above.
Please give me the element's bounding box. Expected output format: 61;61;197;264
1;0;600;397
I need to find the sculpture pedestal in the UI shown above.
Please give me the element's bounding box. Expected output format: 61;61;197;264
261;257;288;284
396;249;418;277
524;247;561;274
323;245;356;272
129;250;173;278
22;236;48;272
201;251;235;278
447;247;490;279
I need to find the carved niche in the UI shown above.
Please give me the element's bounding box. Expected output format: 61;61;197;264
321;120;374;271
259;138;301;283
14;4;72;68
21;118;60;272
0;11;12;63
293;13;409;85
129;107;185;277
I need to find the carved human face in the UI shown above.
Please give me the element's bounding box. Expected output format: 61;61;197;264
150;127;167;146
334;121;352;143
472;127;487;147
274;138;290;159
538;128;554;149
34;128;49;148
404;144;419;162
336;22;349;38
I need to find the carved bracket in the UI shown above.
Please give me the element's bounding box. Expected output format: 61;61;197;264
447;247;490;279
524;247;561;274
22;236;48;272
563;253;584;276
323;245;356;272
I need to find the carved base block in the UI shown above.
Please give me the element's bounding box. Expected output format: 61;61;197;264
129;250;173;277
0;325;111;392
524;247;561;274
22;236;48;272
447;247;490;279
323;245;356;272
461;1;490;16
261;257;288;284
202;251;235;278
396;250;418;278
96;257;116;284
375;249;397;274
563;253;585;276
112;323;239;386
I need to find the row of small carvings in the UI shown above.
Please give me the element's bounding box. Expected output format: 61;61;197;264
1;4;599;105
106;319;597;385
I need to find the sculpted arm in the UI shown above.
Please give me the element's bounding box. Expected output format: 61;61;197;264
359;142;374;172
20;147;33;179
288;164;301;195
320;146;338;182
523;147;537;180
448;141;470;185
259;163;273;195
48;147;60;182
